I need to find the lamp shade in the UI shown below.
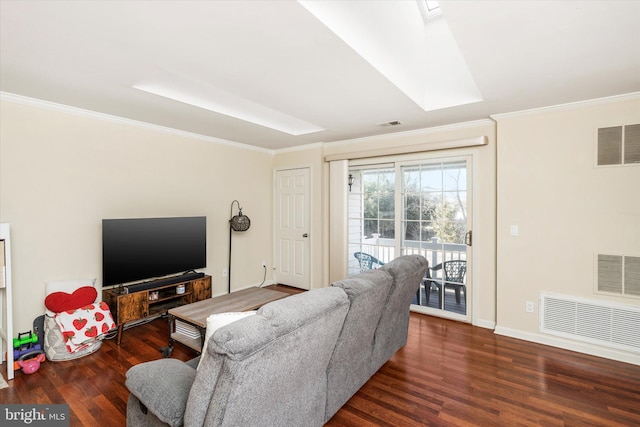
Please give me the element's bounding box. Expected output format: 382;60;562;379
230;209;251;232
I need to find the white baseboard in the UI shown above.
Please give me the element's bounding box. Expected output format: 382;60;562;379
494;325;640;366
473;318;496;330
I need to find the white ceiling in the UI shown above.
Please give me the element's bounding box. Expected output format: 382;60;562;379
1;0;639;150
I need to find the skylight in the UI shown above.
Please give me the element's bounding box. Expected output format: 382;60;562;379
298;0;481;113
417;0;442;22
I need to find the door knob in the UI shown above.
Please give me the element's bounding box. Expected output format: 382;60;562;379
303;233;308;238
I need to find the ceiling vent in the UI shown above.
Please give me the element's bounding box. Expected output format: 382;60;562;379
377;120;403;128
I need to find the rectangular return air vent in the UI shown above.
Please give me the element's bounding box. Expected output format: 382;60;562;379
540;293;640;354
597;254;640;296
597;123;640;165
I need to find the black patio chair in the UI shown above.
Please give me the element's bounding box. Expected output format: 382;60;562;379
425;260;467;306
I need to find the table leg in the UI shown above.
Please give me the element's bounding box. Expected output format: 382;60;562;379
160;314;175;358
198;326;206;354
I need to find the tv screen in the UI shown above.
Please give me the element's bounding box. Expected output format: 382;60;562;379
102;216;206;286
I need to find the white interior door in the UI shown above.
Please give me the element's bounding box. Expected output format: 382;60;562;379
275;168;310;289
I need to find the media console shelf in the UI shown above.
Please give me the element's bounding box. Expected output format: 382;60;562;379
103;275;211;345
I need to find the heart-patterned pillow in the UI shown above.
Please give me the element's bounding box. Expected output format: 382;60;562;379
45;286;98;313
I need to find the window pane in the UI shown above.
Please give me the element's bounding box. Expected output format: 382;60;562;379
403;167;420;192
421;221;436;241
444;191;467;220
364;219;377;237
363;172;378;186
405;194;420;220
422;193;441;220
380;171;395;188
404;221;420;241
421;164;442;191
379;193;394;219
435;220;466;243
363;194;378;219
443;162;466;191
379;220;394;239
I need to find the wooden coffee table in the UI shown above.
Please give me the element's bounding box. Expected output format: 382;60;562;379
162;287;289;356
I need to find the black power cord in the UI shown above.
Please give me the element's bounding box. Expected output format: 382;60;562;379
258;265;267;287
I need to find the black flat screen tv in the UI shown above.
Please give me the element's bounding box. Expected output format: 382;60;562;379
102;216;206;286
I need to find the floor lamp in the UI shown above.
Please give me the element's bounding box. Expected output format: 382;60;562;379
228;200;251;294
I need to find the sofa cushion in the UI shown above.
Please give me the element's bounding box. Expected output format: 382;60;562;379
126;358;196;427
374;255;428;369
326;268;393;420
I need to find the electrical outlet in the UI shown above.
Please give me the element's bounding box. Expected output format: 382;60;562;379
222;268;228;277
525;301;534;313
261;260;266;268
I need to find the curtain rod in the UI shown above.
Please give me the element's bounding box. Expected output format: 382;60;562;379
324;136;487;162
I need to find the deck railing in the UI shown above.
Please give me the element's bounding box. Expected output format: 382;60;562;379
349;235;467;277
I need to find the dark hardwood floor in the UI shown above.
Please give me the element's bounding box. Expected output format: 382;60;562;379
2;285;639;426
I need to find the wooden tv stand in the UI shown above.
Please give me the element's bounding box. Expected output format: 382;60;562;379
103;275;211;345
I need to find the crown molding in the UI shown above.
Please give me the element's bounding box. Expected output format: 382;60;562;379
0;91;274;155
491;92;640;121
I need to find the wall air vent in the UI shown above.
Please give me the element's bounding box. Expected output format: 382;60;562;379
596;254;640;297
540;293;640;354
377;120;403;127
597;123;640;166
624;124;640;164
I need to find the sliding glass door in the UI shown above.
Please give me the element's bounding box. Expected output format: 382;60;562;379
348;156;472;322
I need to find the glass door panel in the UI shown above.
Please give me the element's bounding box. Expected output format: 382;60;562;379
348;166;395;275
348;156;471;322
400;158;471;321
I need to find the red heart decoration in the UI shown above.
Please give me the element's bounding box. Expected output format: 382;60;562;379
45;286;97;313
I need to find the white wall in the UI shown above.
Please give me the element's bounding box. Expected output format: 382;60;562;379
494;95;640;363
0;98;274;334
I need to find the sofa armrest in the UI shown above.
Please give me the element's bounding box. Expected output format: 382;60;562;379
125;358;196;427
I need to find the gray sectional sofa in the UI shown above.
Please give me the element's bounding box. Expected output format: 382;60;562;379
125;255;428;427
